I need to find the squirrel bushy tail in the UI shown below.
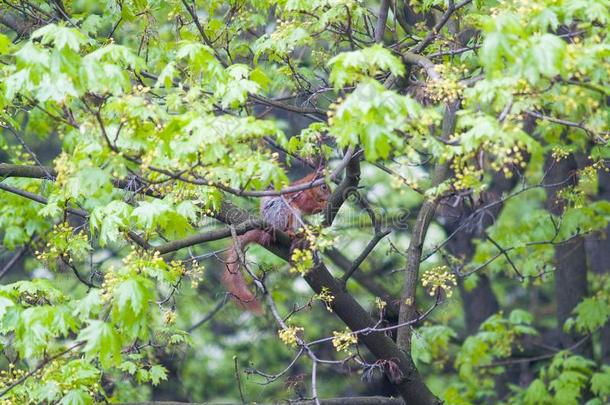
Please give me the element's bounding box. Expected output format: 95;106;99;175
222;230;271;314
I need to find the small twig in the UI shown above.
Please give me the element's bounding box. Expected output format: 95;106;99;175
485;233;524;281
524;110;607;143
411;0;473;54
420;174;577;262
60;255;97;289
234;356;246;404
341;229;391;285
3;125;52;179
187;296;228;332
179;0;227;67
0;342;84;397
0;244;29;280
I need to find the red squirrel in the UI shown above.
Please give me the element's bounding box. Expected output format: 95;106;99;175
222;173;331;313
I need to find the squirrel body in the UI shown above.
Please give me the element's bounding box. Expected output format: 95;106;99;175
222;173;330;313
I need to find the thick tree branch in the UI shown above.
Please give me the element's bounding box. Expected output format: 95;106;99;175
325;248;399;317
0;163;55;180
0;163;161;198
0;182;88;217
153;219;264;254
374;0;390;43
400;52;440;80
0;10;36;36
323;150;361;227
411;0;474;54
212;203;440;405
396;102;457;352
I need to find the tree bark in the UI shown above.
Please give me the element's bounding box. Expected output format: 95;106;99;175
396;102;456;352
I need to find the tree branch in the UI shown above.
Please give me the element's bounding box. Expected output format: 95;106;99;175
0;163;161;198
341;229;392;285
323;149;361;227
411;0;473;54
525;110;607;143
324;248;399;317
396;101;457;352
153;219;264;254
212;203;440;405
374;0;390;43
400;52;440;80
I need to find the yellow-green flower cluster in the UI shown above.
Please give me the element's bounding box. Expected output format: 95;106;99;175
332;328;357;354
424;65;466;103
425;78;465;103
422;265;457;298
101;266;123;303
290;248;314;276
186;259;205;289
302;225;336;252
315;287;335;312
451;156;484;190
163;309;177;325
278;325;304;347
53;152;72;187
35;222;90;266
375;297;387;311
551;146;570;162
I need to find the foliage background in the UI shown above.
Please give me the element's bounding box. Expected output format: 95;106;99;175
0;0;609;404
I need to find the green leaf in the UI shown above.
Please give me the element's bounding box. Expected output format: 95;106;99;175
509;309;533;324
114;278;150;317
524;379;552;404
119;360;138;375
328;44;405;88
77;320;122;368
155;62;178;88
0;294;14;320
31;24;89;51
250;67;271;90
0;33;11;55
572;296;610;332
591;367;610;396
59;389;93;405
132;199;170;231
14;41;50;66
72;290;103;320
90;201;133;246
150;364;168;386
530;34;566;79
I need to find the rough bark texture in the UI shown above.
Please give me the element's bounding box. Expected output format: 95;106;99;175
396;102;456;352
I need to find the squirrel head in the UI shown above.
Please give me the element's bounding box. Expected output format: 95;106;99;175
290;172;331;214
